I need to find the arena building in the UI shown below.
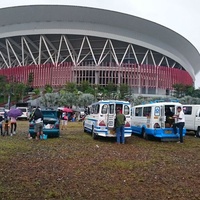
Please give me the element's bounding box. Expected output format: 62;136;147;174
0;5;200;96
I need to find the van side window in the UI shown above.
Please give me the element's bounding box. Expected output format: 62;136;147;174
183;106;192;115
154;106;160;116
143;107;151;117
92;104;100;114
101;104;108;114
124;105;129;115
135;107;142;116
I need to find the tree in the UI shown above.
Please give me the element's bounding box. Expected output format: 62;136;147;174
119;84;129;99
79;81;91;93
78;93;95;107
185;85;195;96
0;75;7;94
191;88;200;98
40;93;60;108
105;82;117;92
60;92;77;107
64;82;77;93
14;82;27;102
172;83;186;98
44;84;53;94
33;88;40;95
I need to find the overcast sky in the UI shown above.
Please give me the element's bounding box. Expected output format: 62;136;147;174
1;0;200;87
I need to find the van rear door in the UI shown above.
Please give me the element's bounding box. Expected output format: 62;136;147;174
107;103;116;128
123;104;131;127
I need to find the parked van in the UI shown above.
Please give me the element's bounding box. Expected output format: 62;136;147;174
131;101;186;141
83;100;132;139
16;107;30;120
182;105;200;137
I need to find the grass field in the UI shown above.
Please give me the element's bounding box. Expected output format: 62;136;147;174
0;121;200;200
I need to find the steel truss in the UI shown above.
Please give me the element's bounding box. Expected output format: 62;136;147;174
0;34;182;70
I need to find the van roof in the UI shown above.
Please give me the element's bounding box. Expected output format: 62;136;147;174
133;102;182;107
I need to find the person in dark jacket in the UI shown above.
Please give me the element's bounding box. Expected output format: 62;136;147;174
30;107;44;140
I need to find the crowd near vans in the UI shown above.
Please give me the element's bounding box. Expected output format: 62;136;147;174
131;101;186;141
182;105;200;137
83;100;132;139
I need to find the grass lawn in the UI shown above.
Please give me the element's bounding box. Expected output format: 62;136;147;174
0;121;200;200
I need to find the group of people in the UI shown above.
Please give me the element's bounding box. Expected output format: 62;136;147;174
0;110;17;136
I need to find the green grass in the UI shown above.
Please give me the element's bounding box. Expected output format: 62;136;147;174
0;121;200;200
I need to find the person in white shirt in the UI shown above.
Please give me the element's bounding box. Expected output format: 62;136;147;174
173;106;185;143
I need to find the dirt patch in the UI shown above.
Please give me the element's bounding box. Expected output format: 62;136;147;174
0;121;200;200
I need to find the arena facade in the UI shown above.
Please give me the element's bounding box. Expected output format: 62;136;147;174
0;5;200;96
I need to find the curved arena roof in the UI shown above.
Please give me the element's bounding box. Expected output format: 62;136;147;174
0;5;199;81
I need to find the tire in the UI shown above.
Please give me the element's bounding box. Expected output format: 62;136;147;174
83;122;87;133
196;127;200;137
92;126;98;139
142;128;148;140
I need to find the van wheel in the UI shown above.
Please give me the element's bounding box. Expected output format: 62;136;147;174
83;127;87;133
142;129;148;140
196;127;200;137
92;126;98;139
83;122;87;133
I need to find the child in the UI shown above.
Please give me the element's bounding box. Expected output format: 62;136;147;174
10;116;17;136
0;116;3;135
61;112;68;130
4;119;10;136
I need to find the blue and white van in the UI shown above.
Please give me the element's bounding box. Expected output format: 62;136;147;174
83;100;132;139
131;101;186;141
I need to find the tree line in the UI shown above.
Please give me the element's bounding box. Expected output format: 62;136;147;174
1;73;200;108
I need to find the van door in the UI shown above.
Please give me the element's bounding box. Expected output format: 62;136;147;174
194;108;200;131
123;104;131;125
160;106;165;128
107;103;116;128
183;106;193;130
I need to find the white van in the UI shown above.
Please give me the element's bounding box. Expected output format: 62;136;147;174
83;100;132;139
182;105;200;137
17;107;30;120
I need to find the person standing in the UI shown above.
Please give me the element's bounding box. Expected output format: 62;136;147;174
61;112;68;130
0;116;3;136
4;119;9;136
115;108;126;144
173;106;185;143
4;109;8;121
10;116;17;136
31;107;44;140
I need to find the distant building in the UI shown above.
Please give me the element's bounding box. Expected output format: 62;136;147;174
0;5;199;97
